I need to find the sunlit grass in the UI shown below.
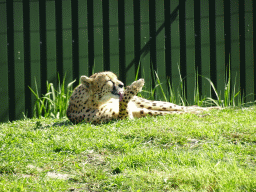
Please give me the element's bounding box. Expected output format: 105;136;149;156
0;107;255;191
2;64;256;191
204;65;242;107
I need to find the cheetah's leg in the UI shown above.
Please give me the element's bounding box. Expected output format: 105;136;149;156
130;96;220;118
131;96;184;111
132;108;185;118
131;96;220;112
118;79;144;119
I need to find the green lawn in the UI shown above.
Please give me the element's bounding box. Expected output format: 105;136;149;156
0;106;256;191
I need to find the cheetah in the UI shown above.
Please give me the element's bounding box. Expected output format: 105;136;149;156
66;71;217;124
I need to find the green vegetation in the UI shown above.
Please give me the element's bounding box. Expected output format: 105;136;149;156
138;64;249;108
29;75;76;119
2;68;254;191
0;107;256;191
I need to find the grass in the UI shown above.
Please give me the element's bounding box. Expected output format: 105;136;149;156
29;75;76;119
0;106;256;191
136;63;249;108
6;66;255;190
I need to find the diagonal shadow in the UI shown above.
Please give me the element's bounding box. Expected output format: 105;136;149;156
126;3;181;72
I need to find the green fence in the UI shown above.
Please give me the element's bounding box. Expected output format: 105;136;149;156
0;0;255;122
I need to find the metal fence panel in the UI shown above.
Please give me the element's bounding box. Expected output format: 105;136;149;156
0;0;255;123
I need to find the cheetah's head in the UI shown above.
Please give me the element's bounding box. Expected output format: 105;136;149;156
80;72;124;105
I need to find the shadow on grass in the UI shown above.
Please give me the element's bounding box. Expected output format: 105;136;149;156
33;120;73;130
52;120;73;127
241;101;256;108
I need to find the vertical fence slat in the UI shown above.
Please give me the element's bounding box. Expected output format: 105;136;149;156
0;1;9;122
254;0;256;101
102;0;110;71
224;0;231;70
230;0;240;103
170;0;181;102
118;0;125;84
39;0;46;95
109;0;119;75
200;0;211;98
244;0;254;102
46;0;57;85
179;0;187;101
62;0;73;84
78;0;88;78
118;0;126;84
124;0;135;85
165;0;180;99
239;0;245;99
118;0;134;85
30;1;40;117
140;0;151;96
93;0;103;73
215;0;225;99
133;0;141;79
23;0;31;118
14;1;25;120
194;0;202;97
185;0;195;104
55;0;63;82
7;0;15;121
149;0;156;99
209;0;217;100
164;0;171;83
155;0;166;101
71;0;79;84
87;0;94;76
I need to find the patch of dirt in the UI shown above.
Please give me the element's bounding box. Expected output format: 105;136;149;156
46;172;70;180
26;164;73;180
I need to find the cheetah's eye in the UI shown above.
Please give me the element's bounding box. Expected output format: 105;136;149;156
118;83;124;88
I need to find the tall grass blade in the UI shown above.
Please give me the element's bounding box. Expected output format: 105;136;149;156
135;61;141;81
177;63;187;106
167;79;176;104
154;71;167;102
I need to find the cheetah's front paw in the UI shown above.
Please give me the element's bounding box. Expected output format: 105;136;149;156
130;78;145;90
123;79;144;98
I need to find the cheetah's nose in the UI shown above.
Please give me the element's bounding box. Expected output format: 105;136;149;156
118;83;124;88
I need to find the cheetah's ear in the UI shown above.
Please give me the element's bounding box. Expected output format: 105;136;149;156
80;75;92;88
